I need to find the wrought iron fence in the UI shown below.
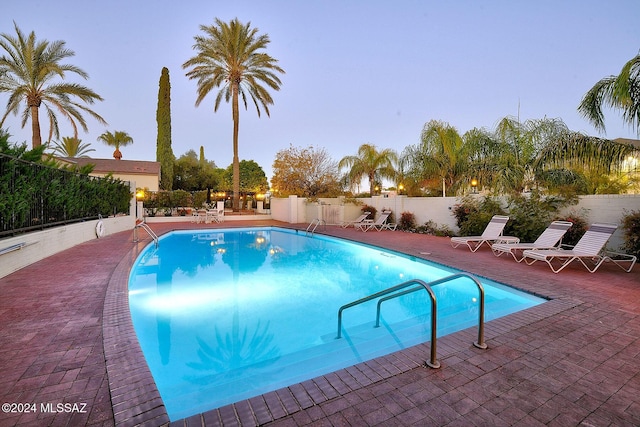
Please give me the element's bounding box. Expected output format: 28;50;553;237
0;154;132;237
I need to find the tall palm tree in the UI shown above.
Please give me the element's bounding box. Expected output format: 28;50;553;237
393;149;415;195
404;120;468;196
466;116;635;195
0;23;106;148
182;18;285;211
578;52;640;134
48;136;95;157
97;130;133;160
464;117;562;193
338;143;397;196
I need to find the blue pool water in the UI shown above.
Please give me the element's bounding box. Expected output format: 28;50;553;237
128;227;544;420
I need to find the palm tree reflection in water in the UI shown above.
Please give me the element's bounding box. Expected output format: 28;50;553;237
187;230;280;383
187;312;280;383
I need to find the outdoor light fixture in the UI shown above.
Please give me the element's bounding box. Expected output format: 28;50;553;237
471;179;478;194
135;190;145;220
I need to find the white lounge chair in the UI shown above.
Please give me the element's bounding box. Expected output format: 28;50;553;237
522;223;636;273
356;211;396;232
450;215;518;252
372;211;397;231
341;212;371;228
491;220;573;262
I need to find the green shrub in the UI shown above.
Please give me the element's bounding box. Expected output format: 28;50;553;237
504;191;566;242
621;210;640;257
553;210;589;247
399;211;417;231
451;196;479;227
453;192;580;242
452;196;506;236
416;220;455;237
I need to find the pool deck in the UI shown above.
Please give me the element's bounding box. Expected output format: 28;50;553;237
1;219;639;427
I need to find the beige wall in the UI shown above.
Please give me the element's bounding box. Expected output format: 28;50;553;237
270;194;640;250
0;215;135;279
91;172;159;192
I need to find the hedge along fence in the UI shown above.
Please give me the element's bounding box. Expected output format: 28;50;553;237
0;153;132;237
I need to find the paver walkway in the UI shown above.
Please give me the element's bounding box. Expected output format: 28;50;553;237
1;220;639;427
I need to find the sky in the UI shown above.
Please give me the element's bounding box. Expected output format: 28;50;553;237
2;0;640;181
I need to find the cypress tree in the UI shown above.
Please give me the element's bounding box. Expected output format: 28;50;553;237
156;67;174;190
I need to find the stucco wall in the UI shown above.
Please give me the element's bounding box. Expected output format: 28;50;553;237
0;182;137;279
270;194;640;250
0;215;135;279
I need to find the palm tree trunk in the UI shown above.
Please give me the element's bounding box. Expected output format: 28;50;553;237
369;172;375;196
30;105;42;148
232;85;240;212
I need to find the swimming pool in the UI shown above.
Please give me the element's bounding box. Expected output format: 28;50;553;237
128;227;544;420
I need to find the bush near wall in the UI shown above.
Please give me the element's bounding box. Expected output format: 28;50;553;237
621;210;640;257
554;211;589;247
399;212;417;230
452;196;507;236
451;192;589;245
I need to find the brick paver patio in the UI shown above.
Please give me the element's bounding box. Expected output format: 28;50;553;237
1;220;639;426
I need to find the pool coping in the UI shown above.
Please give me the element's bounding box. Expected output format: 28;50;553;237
102;226;583;426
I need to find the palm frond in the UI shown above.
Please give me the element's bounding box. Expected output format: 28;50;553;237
0;23;105;147
578;53;640;133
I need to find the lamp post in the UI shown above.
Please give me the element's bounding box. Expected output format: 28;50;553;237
133;190;145;242
135;190;145;220
471;179;478;194
398;184;404;195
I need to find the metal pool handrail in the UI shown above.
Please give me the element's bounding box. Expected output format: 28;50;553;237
336;273;487;369
134;220;159;248
306;218;326;236
376;273;487;350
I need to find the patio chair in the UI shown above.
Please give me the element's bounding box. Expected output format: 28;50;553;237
522;223;636;273
450;215;518;252
341;212;371;228
206;208;225;223
380;218;398;231
356;211;395;232
491;220;573;262
194;209;207;224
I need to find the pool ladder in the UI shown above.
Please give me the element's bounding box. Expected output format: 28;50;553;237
134;220;159;248
306;218;326;236
336;273;487;369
